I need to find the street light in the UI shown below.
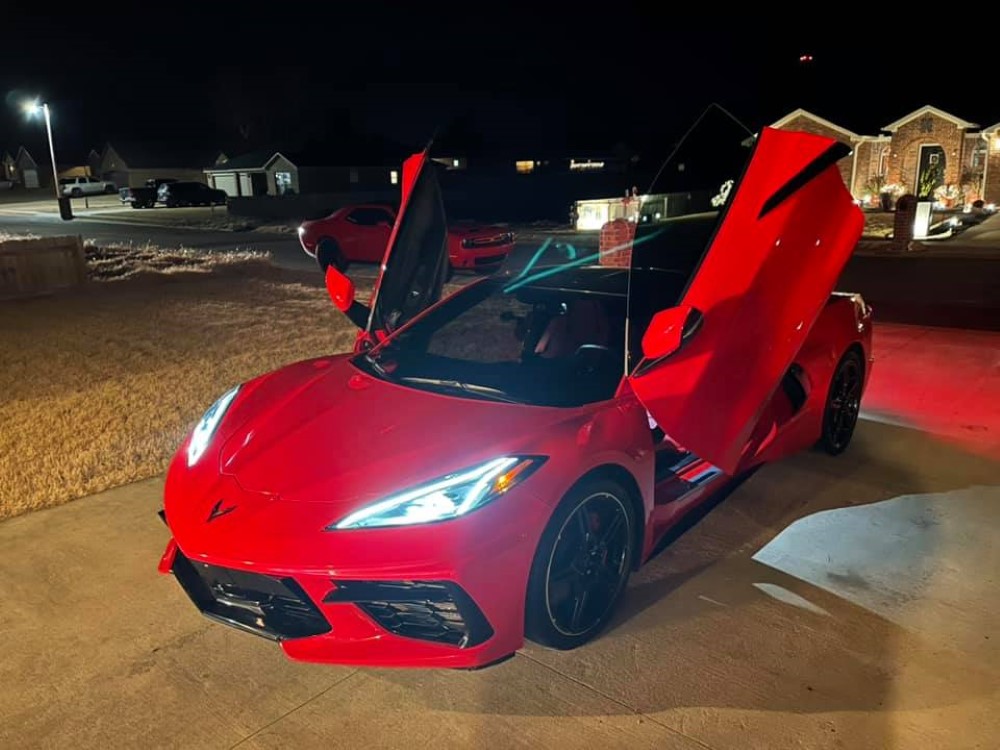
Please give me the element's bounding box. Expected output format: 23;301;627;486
23;99;61;200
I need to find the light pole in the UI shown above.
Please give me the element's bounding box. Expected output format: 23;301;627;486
23;100;61;200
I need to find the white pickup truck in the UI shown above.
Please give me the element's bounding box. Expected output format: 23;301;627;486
59;176;117;197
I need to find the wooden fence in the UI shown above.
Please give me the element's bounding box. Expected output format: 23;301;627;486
0;235;87;300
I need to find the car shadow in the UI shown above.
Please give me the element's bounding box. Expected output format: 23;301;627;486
368;417;999;749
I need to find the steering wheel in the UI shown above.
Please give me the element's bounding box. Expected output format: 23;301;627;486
573;344;615;374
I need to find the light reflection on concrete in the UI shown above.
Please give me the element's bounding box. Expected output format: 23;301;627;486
752;485;999;654
752;582;830;616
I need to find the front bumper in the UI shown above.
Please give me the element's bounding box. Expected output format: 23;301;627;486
449;240;514;269
158;486;547;668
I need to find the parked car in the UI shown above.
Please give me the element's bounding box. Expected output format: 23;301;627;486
119;178;178;209
298;203;515;273
157;181;227;208
158;129;871;668
59;176;117;197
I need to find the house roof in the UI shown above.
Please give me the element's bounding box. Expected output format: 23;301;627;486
207;150;280;171
881;105;978;132
981;122;1000;134
104;141;223;169
770;109;862;140
208;136;408;172
15;146;37;166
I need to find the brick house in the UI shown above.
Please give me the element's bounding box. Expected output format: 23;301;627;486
772;105;1000;206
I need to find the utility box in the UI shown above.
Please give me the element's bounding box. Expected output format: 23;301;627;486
0;235;86;300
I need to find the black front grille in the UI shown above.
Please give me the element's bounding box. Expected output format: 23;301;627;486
172;551;331;641
462;234;512;249
324;580;493;648
472;254;505;266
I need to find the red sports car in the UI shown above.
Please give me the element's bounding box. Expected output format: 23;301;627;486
159;127;871;669
297;203;515;273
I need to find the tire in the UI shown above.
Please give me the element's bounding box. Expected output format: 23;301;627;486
316;237;347;273
71;188;82;197
104;184;116;194
525;478;636;650
818;350;863;455
130;203;142;210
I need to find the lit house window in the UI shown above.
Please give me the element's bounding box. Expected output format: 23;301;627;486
390;169;399;185
971;143;985;169
275;171;292;195
515;160;535;174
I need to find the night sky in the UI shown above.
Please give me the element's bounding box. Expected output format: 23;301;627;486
3;6;995;163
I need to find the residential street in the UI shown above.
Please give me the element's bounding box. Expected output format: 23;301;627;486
0;197;314;270
1;197;997;328
1;321;997;749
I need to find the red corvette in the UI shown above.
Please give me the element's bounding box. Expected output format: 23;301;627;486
159;126;871;669
297;203;515;273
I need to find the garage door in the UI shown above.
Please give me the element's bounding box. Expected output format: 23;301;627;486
23;169;39;189
212;173;239;197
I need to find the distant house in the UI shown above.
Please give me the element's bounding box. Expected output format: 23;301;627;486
772;105;1000;205
97;142;226;188
204;151;297;197
6;147;41;188
204;145;402;198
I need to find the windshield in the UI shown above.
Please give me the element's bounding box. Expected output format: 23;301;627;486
350;107;755;405
354;263;686;407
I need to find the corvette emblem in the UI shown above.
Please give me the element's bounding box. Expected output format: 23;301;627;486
206;499;237;522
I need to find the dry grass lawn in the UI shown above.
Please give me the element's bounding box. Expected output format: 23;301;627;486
0;247;361;520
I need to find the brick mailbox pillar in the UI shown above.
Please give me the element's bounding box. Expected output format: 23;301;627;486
892;194;917;252
598;218;636;267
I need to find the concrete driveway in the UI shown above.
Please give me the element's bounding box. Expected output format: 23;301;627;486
2;323;999;749
1;435;997;748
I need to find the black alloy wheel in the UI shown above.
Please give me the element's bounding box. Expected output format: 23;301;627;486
525;479;635;649
819;350;863;455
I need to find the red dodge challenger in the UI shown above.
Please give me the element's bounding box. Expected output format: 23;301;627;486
159;126;871;669
297;202;515;273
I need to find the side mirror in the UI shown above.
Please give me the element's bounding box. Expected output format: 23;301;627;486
640;305;703;361
324;265;356;313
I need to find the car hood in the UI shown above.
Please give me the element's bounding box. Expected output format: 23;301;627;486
213;355;572;512
447;223;510;238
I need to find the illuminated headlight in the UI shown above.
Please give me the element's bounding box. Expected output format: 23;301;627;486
329;456;545;530
186;386;240;467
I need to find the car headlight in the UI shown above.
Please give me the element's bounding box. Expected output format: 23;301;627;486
329;456;545;530
186;385;240;467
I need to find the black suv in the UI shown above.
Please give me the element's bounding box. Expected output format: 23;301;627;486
157;181;228;208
